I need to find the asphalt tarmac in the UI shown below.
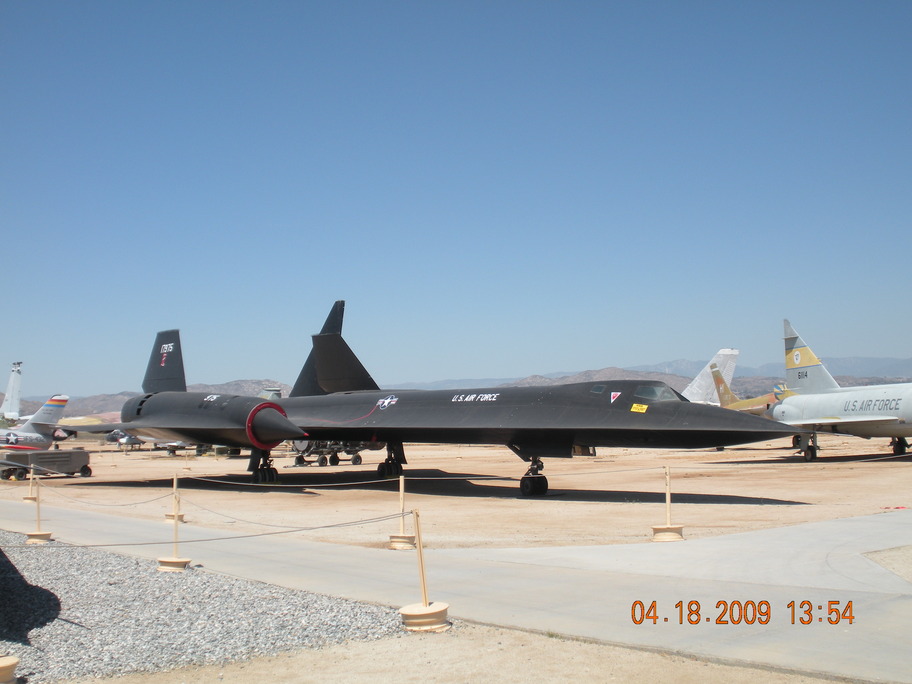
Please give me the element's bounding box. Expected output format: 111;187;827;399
1;486;910;681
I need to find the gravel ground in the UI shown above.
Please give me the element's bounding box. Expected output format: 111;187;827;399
0;529;402;683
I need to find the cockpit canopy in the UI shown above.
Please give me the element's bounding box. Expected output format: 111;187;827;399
632;384;685;402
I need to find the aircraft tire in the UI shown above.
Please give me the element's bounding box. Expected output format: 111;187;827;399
329;454;340;466
13;468;28;481
520;475;549;496
351;454;362;466
892;440;907;456
804;446;817;462
294;455;305;466
377;462;387;477
80;465;92;477
317;455;328;467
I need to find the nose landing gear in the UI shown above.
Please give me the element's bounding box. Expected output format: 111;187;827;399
519;458;548;496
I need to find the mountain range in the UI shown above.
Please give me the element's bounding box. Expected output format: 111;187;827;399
8;356;912;419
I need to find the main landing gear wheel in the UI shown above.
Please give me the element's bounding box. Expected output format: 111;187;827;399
351;454;362;466
797;434;819;462
892;437;908;456
377;461;403;477
377;442;407;478
329;454;340;466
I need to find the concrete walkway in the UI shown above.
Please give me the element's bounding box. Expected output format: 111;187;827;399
1;499;910;682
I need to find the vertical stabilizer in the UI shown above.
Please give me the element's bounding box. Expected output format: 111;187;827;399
682;349;739;404
142;330;187;394
290;301;347;397
17;395;68;436
783;320;840;393
1;362;22;420
312;334;380;393
710;363;740;407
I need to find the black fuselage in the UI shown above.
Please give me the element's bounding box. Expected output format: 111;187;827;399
116;380;796;455
277;380;796;457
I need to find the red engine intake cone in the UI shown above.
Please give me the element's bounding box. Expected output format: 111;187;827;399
247;403;305;450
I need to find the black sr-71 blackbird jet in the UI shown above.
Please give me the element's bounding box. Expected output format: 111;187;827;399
92;302;799;495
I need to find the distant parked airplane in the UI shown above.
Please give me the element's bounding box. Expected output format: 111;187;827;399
711;363;793;416
1;395;69;451
1;362;22;422
770;320;912;459
682;349;739;404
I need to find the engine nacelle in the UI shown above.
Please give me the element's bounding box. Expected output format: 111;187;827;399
120;392;303;449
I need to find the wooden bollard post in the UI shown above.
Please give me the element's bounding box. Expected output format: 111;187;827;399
389;475;416;549
25;470;52;544
399;509;450;631
651;465;684;542
23;465;37;501
164;472;184;522
157;475;190;571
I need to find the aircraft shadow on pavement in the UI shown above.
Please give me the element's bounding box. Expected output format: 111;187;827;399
0;546;61;644
67;467;806;506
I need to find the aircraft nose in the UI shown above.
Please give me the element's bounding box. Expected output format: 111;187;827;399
250;407;305;444
674;401;802;446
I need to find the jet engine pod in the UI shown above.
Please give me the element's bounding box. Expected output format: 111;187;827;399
246;401;302;450
116;392;304;450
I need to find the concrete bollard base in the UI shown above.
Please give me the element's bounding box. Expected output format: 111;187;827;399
0;655;19;684
651;524;685;542
157;557;191;572
388;534;416;550
399;602;451;632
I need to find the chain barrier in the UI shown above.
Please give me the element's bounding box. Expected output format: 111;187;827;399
3;511;410;550
36;486;173;507
4;447;907;513
179;495;319;529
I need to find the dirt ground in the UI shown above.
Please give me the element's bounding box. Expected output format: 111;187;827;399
4;434;910;682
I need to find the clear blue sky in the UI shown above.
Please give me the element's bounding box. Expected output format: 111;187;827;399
2;1;910;397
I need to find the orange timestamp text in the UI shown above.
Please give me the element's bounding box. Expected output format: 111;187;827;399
631;600;854;625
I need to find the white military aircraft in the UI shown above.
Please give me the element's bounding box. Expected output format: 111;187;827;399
1;361;23;422
1;395;69;450
682;348;739;405
770;320;912;460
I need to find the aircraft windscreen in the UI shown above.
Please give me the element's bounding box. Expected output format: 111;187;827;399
632;385;681;402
